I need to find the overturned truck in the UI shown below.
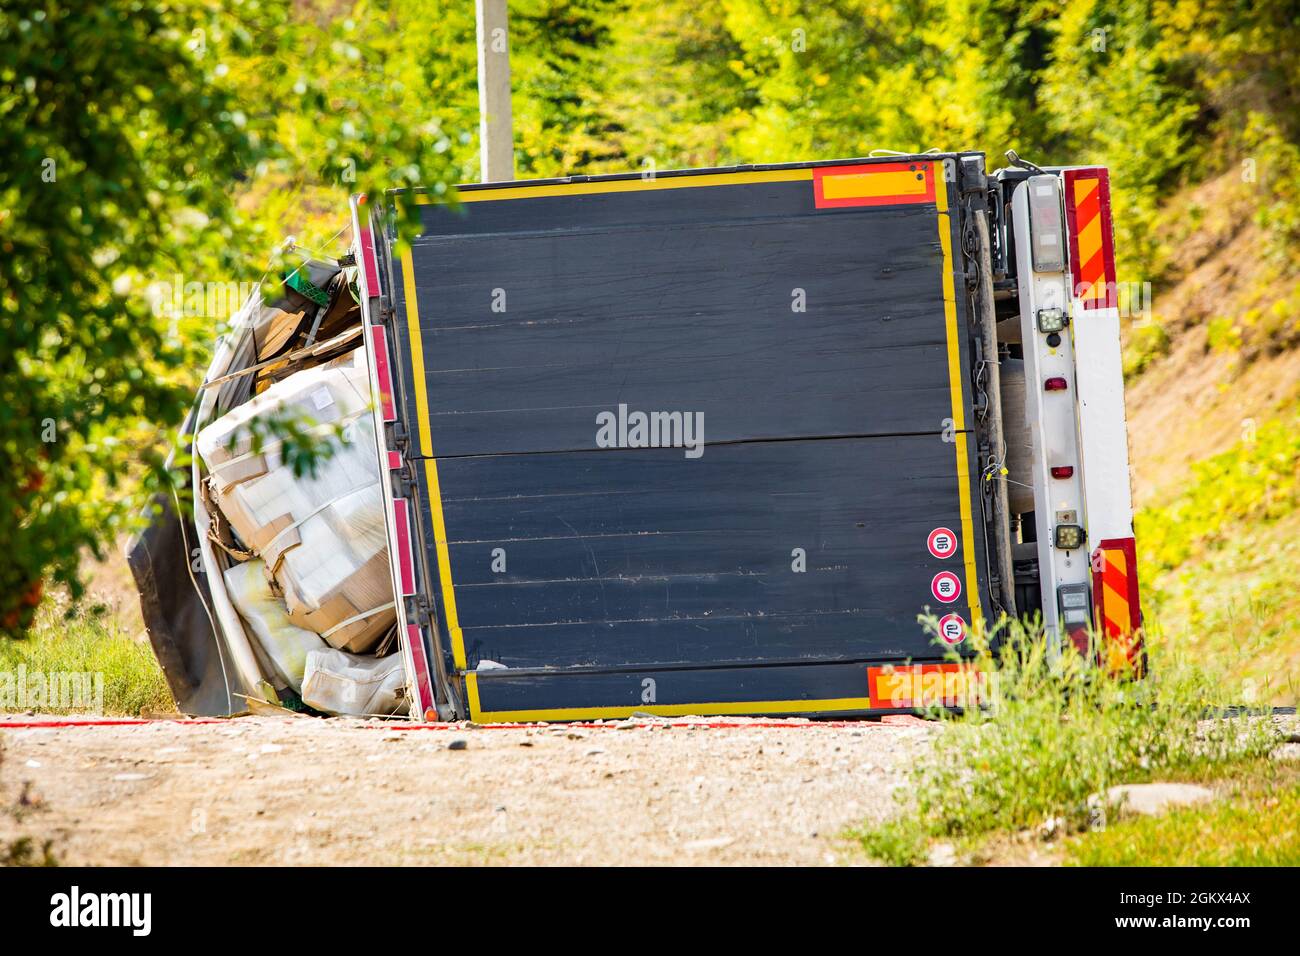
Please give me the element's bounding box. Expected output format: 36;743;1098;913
131;153;1145;720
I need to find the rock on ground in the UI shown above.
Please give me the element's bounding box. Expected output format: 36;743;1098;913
1099;782;1215;817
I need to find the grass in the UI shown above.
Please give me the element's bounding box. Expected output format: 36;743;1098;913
0;604;173;716
850;618;1282;866
1067;758;1300;866
1136;401;1300;574
0;836;60;867
1143;510;1300;706
1123;321;1171;380
1135;399;1300;705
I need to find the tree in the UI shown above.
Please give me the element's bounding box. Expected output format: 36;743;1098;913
0;0;460;636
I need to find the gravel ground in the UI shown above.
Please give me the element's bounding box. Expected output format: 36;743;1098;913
0;714;934;866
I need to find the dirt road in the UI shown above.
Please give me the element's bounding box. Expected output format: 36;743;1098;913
0;715;932;866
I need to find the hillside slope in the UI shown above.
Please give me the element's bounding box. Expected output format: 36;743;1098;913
1126;172;1300;703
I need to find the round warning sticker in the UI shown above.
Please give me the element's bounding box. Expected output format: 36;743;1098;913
927;527;958;559
938;613;967;646
931;571;962;604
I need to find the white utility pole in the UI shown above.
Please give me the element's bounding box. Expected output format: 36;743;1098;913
475;0;515;182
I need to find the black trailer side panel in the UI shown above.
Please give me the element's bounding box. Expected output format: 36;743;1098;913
383;158;991;720
414;435;986;671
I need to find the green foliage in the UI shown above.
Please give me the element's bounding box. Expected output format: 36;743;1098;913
1123;322;1171;379
854;618;1278;865
1239;114;1300;262
2;0;1296;634
1137;404;1300;572
1205;315;1244;354
510;0;626;176
0;0;460;636
1;837;60;867
593;3;755;170
1135;402;1300;704
2;2;245;633
1040;0;1201;278
852;818;929;867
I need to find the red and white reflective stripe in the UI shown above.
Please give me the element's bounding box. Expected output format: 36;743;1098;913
356;197;382;299
387;450;402;471
1090;538;1145;675
406;623;435;718
391;498;417;596
369;325;397;422
1092;535;1144;647
1062;167;1118;311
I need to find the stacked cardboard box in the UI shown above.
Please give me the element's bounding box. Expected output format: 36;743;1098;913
301;648;406;717
197;350;396;653
223;559;323;691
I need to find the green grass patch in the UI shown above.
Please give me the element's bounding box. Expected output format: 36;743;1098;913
1136;402;1300;572
0;837;60;867
1067;758;1300;866
1123;322;1171;380
1143;510;1300;705
1136;399;1300;703
0;605;173;716
851;619;1281;866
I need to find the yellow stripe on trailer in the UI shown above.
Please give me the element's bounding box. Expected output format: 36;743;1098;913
422;458;468;671
415;168;815;205
934;172;983;630
465;672;876;723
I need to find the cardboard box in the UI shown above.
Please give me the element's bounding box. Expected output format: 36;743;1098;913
197;350;396;653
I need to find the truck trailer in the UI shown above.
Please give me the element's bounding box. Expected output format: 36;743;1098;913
130;151;1144;721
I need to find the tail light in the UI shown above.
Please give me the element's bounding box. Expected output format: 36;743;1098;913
1057;583;1091;656
1027;175;1066;273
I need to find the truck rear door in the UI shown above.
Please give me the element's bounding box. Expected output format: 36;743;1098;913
362;156;998;721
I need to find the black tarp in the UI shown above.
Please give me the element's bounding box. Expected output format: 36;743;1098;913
128;421;239;716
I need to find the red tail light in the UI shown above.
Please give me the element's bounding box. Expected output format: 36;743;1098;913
1044;376;1069;391
1051;465;1074;479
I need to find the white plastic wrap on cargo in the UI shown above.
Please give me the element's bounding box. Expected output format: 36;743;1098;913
301;647;407;717
223;559;324;692
196;350;396;653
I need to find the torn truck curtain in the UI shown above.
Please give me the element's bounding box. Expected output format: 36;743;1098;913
130;256;409;717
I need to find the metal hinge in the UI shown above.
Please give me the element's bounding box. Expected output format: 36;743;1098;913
403;595;426;626
392;463;416;500
414;595;433;627
384;419;408;452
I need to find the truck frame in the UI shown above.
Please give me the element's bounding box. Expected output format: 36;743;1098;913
132;151;1143;720
353;151;1142;720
